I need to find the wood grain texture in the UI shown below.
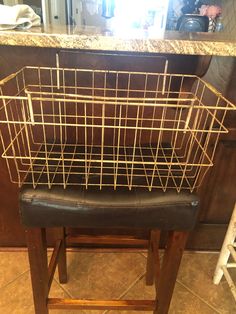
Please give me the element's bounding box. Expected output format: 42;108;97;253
25;228;48;314
146;230;161;286
155;231;189;314
47;298;156;310
67;235;149;246
57;228;67;284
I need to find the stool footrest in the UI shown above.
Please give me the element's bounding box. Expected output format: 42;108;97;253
47;298;156;311
67;234;148;246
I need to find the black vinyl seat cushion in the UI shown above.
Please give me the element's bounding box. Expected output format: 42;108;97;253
19;186;199;230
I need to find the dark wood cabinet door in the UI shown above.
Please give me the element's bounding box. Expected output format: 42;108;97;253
199;130;236;223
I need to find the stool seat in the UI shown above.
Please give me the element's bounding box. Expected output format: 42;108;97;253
20;186;199;230
19;185;200;314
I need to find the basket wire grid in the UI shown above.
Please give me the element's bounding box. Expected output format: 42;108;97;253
0;61;235;192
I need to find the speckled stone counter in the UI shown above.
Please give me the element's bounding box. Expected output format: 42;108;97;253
0;25;235;57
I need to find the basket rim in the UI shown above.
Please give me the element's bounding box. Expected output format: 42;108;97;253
0;65;235;110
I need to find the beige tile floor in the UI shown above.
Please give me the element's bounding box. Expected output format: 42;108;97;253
0;250;236;314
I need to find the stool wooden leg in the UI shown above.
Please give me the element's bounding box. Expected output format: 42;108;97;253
57;227;67;284
146;230;161;286
25;228;49;314
155;231;189;314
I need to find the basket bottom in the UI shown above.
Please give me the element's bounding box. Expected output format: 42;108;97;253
11;143;206;192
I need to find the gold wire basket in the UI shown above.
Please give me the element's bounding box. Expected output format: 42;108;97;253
0;64;235;192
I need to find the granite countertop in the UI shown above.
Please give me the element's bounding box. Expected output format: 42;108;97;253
0;25;236;57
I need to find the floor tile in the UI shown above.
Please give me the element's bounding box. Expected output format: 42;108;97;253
0;251;236;314
177;252;236;314
106;273;217;314
0;271;74;314
58;252;146;300
170;282;217;314
0;252;29;289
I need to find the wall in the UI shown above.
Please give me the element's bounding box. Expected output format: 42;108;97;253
23;0;41;7
222;0;236;34
203;0;235;98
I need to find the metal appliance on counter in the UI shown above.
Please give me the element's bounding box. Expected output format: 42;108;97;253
176;14;209;32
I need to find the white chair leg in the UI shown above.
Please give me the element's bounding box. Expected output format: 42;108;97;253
221;265;236;301
213;203;236;285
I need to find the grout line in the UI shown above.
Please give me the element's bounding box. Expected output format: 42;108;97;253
183;251;220;255
52;278;74;299
0;269;30;291
140;251;147;259
176;280;222;314
118;272;147;299
102;272;147;314
54;277;74;299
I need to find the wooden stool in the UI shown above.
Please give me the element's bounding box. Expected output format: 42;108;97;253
20;186;199;314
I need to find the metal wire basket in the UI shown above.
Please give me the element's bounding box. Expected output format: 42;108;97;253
0;64;235;191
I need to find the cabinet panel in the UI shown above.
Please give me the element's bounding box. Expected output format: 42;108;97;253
199;131;236;223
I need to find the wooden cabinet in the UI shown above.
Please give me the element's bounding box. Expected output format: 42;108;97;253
0;46;235;249
187;126;236;250
199;131;236;223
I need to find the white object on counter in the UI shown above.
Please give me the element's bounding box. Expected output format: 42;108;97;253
0;4;41;30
